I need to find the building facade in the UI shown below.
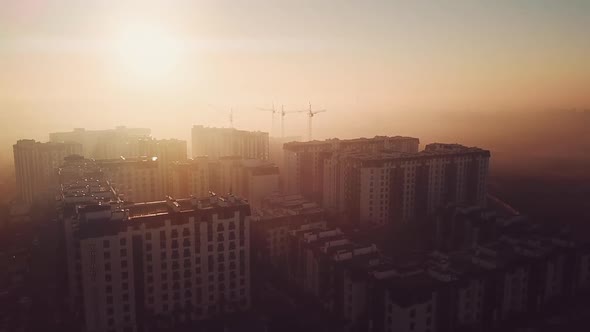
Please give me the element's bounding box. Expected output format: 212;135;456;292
323;143;490;228
63;191;251;332
13;139;82;204
169;158;211;200
98;157;164;203
250;194;325;268
210;158;279;212
191;125;269;160
283;136;420;203
49;126;151;159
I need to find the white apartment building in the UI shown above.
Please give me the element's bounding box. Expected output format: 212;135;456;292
191;125;269;160
323;143;490;228
13;139;82;204
76;195;251;332
283;136;419;202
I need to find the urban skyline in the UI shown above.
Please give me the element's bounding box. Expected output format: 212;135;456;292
1;1;590;332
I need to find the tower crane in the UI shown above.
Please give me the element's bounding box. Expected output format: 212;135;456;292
280;105;305;138
306;102;326;141
259;103;305;137
257;103;277;135
207;104;234;128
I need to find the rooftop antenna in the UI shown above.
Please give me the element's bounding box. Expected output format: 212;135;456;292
208;104;235;128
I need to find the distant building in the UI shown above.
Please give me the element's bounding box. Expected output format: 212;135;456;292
211;157;279;211
13;139;82;204
268;136;301;189
191;125;269;160
323;143;490;228
137;138;188;195
283;136;420;203
49;126;151;159
98;156;163;203
169;157;211;200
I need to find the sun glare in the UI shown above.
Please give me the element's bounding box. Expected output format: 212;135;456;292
112;23;184;80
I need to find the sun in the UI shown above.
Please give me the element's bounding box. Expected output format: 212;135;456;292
112;23;184;80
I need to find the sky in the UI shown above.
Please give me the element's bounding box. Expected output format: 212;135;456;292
0;0;589;150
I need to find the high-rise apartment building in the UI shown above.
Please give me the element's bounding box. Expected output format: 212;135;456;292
13;139;82;204
191;125;269;160
49;126;151;159
322;143;490;228
98;157;164;203
76;195;251;332
58;157;122;323
250;194;325;268
283;136;420;202
137;138;188;195
212;157;279;211
169;158;211;200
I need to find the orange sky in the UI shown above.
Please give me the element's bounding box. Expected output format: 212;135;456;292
1;0;589;147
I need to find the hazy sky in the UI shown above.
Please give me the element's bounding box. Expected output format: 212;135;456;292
1;0;589;147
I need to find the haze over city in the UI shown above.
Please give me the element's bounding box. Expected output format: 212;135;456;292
1;1;590;151
1;1;590;332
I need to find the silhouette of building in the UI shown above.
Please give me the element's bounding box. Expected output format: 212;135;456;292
57;156;122;325
250;194;325;268
13;139;82;204
211;157;279;211
268;136;301;189
283;136;420;203
49;126;151;159
169;157;211;200
322;143;490;228
136;138;188;195
97;157;164;203
191;125;269;160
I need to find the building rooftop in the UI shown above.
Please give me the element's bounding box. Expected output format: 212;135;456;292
284;135;419;150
